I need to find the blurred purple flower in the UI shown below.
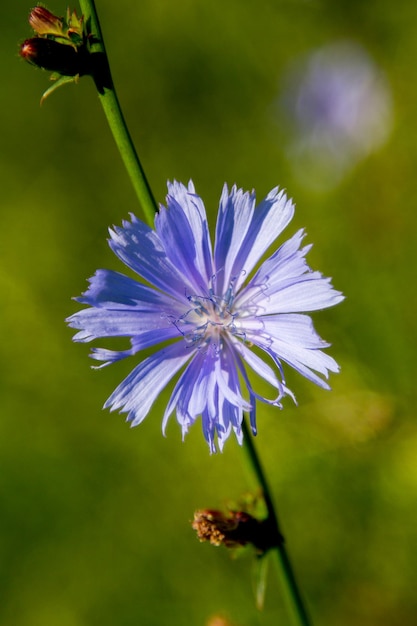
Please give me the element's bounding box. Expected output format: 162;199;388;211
280;42;393;188
67;181;343;452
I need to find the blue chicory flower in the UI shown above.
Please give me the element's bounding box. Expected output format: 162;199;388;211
67;181;344;452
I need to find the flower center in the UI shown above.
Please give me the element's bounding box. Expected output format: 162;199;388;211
176;286;240;352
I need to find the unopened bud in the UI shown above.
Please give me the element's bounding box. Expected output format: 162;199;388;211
65;8;84;44
20;37;90;77
29;6;65;37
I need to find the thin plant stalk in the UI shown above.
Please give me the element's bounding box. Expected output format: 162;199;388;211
77;3;312;624
78;0;157;224
242;417;313;626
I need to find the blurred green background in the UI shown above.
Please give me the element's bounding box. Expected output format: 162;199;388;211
2;1;416;624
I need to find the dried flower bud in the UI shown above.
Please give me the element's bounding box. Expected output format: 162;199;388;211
20;37;90;77
192;509;282;553
29;6;65;37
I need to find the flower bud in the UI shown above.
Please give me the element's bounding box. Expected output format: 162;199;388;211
20;37;90;77
192;509;281;553
65;8;84;45
29;6;65;37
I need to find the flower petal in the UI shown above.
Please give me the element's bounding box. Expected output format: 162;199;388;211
259;313;330;348
231;187;295;291
163;344;249;451
247;315;340;389
162;350;218;446
261;276;344;313
89;328;179;367
68;307;180;343
237;230;344;313
75;269;178;309
162;180;213;285
214;185;256;294
67;270;186;345
233;339;285;396
105;342;193;426
108;215;192;300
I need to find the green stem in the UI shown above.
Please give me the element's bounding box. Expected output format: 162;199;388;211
76;4;310;622
78;0;157;225
242;418;313;626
